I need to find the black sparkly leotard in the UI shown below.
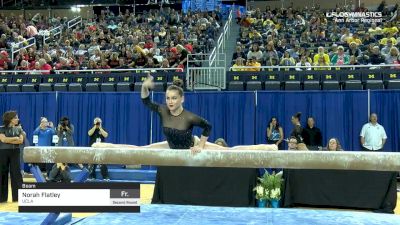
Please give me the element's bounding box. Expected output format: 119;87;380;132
142;96;211;149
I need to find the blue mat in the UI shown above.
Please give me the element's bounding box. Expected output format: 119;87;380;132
74;204;400;225
0;212;74;225
71;169;156;183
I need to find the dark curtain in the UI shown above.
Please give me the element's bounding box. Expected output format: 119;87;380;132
57;93;150;147
0;93;57;143
370;90;400;152
1;91;399;152
255;91;368;151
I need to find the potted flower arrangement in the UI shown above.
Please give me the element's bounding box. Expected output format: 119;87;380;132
254;181;269;207
254;171;283;208
266;171;283;208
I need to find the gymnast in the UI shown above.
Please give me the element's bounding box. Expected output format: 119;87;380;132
93;75;278;152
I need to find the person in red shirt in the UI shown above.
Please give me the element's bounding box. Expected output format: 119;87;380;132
0;51;10;70
39;58;52;74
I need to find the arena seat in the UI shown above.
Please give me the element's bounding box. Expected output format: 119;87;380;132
264;71;281;90
321;71;341;90
340;71;363;90
283;71;301;90
383;70;400;89
303;71;321;90
362;70;384;90
228;81;244;91
38;83;53;92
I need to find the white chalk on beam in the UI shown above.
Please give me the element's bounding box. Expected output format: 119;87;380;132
23;146;400;171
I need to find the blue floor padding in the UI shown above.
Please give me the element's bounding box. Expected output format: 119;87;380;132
0;212;73;225
70;169;156;182
73;204;400;225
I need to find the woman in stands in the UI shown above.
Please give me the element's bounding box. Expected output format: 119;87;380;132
93;76;277;151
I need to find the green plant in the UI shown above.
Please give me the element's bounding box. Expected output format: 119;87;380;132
257;171;283;201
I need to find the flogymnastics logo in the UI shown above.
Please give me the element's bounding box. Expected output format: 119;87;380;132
325;11;383;23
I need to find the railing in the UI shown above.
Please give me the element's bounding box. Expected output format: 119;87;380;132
228;64;400;71
42;26;62;46
209;4;233;68
10;37;36;63
0;67;183;75
67;16;82;30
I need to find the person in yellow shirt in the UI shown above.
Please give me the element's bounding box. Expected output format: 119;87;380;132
232;57;246;71
313;47;330;65
379;35;398;46
314;57;331;71
245;57;261;71
382;23;399;36
368;23;383;37
346;33;362;45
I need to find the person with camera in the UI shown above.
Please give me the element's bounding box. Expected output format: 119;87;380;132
56;117;74;147
88;117;109;181
0;111;24;202
48;116;77;183
33;117;56;174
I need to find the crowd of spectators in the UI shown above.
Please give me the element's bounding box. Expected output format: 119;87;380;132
0;7;223;73
232;1;400;71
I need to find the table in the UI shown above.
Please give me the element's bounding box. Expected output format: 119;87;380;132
151;166;258;207
282;169;397;213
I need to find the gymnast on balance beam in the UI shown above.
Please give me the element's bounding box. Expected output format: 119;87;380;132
92;74;278;152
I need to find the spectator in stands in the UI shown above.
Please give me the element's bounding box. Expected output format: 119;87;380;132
360;113;387;152
347;42;363;60
347;33;362;45
39;58;52;74
325;138;343;151
280;50;296;66
266;117;284;149
328;44;338;59
0;51;10;70
313;47;330;65
245;57;261;71
363;33;376;46
295;55;312;71
382;22;399;37
381;39;394;55
349;55;360;66
302;117;323;150
232;57;245;71
88;117;109;181
247;44;263;61
331;46;350;66
340;28;352;43
232;46;246;60
263;43;279;65
314;57;331;70
368;23;383;38
385;47;400;67
369;46;386;65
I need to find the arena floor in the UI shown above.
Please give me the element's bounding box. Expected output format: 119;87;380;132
0;180;399;225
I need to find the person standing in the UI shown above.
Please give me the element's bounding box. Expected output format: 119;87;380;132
56;117;74;147
302;117;323;150
360;113;387;151
0;111;24;202
290;112;303;143
33;117;56;174
88;117;109;181
266;117;284;149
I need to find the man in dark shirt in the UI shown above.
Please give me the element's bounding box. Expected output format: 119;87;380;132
302;117;323;150
88;117;109;181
